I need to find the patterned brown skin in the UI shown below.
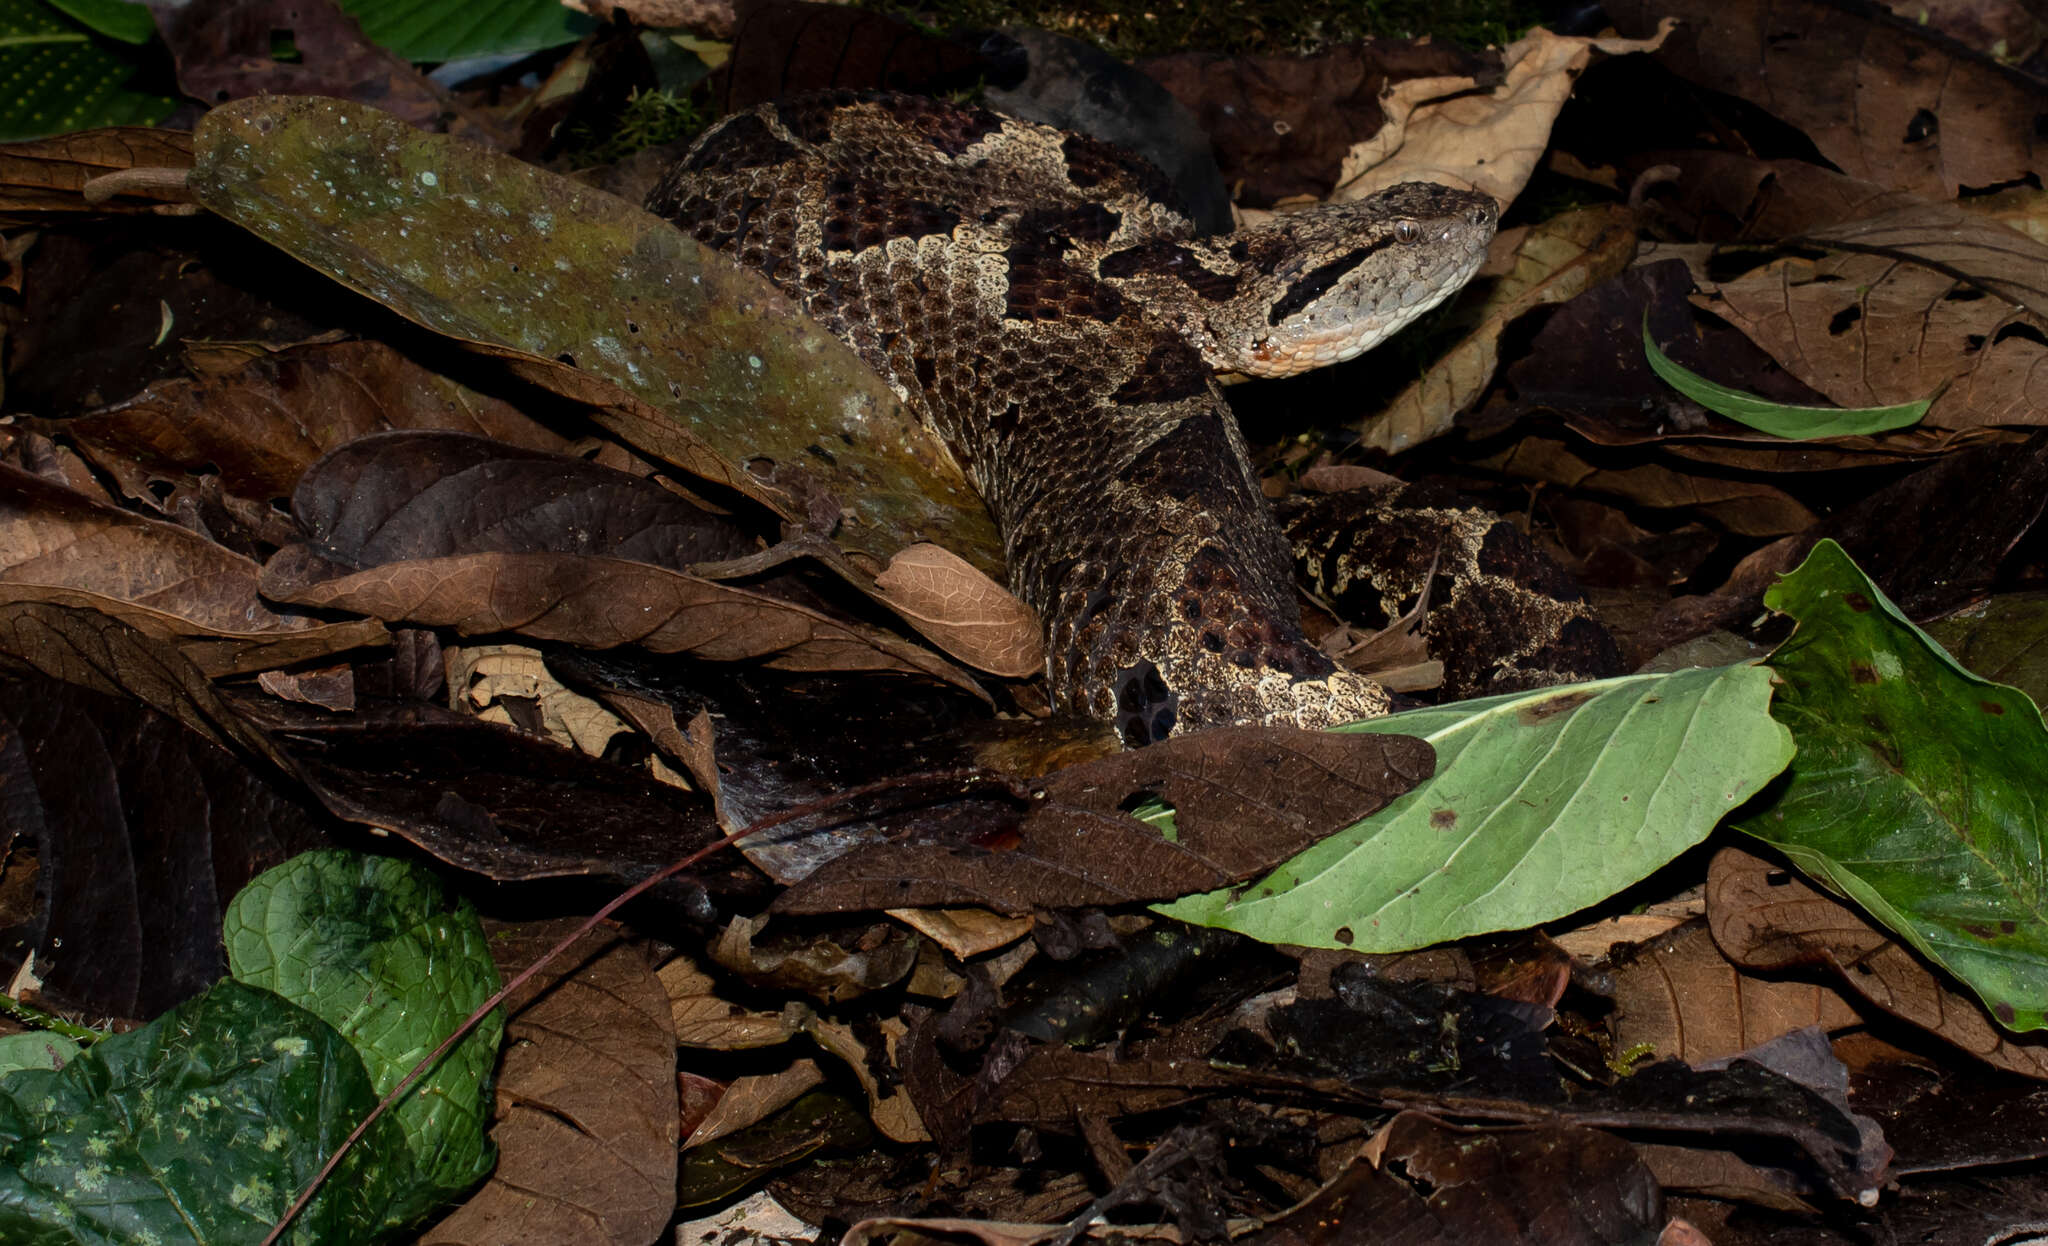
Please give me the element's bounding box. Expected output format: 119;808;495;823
648;91;1498;745
1279;485;1625;701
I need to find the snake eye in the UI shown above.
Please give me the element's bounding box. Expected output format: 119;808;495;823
1395;219;1421;244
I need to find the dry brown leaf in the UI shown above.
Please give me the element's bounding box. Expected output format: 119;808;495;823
1609;921;1862;1064
683;1060;826;1150
421;924;678;1246
1358;205;1638;453
886;907;1034;959
1695;245;2048;431
872;543;1043;678
708;912;920;1003
446;644;634;757
661;955;801;1050
1337;24;1674;207
1481;437;1819;536
801;1013;929;1143
1708;847;2048;1080
0;464;386;675
260;546;988;699
0;128;195;216
255;663;356;712
49;340;575;508
1609;0;2048;198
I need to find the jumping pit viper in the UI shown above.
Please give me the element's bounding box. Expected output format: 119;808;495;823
649;91;1615;746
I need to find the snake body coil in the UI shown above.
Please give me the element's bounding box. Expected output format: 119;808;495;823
649;91;1499;744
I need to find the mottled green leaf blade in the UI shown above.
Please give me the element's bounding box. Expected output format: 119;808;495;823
1738;540;2048;1030
226;850;503;1211
0;2;174;140
1643;316;1929;438
185;95;1003;572
1157;666;1793;950
0;979;411;1245
338;0;596;61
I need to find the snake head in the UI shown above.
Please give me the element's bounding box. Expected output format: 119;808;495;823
1204;182;1499;379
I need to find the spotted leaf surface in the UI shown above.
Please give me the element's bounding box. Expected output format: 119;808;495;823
1738;540;2048;1031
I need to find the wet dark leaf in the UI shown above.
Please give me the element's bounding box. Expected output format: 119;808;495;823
0;667;329;1019
776;726;1433;914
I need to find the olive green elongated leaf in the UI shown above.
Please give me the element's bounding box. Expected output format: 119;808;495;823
0;979;414;1245
1737;540;2048;1031
1643;316;1931;438
1156;666;1793;950
338;0;596;61
185;96;1003;573
227;850;503;1217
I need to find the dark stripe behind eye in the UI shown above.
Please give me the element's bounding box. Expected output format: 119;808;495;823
1266;237;1394;326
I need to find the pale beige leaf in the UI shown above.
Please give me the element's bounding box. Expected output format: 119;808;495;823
1337;24;1674;207
683;1060;825;1150
887;907;1035;959
802;1013;929;1143
661;955;801;1051
872;543;1044;678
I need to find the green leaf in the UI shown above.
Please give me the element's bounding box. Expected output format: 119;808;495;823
226;850;502;1212
0;979;413;1245
45;0;153;44
0;1;174;140
337;0;596;62
0;1033;79;1076
1157;666;1793;950
1738;540;2048;1031
1642;315;1930;438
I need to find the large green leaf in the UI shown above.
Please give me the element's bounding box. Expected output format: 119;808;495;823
1737;540;2048;1031
337;0;596;62
0;979;412;1245
1157;666;1793;950
0;1;174;140
226;850;501;1212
